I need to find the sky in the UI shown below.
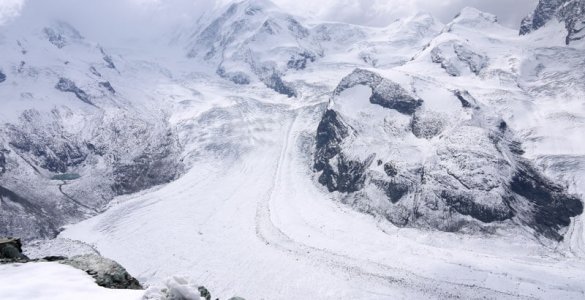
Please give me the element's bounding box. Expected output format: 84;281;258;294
0;0;539;32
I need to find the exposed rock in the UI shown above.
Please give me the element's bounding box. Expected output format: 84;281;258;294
453;90;477;108
99;81;116;94
453;44;488;75
0;71;6;83
334;69;423;115
314;110;350;171
217;67;251;85
431;43;488;76
431;47;461;76
0;238;29;261
411;111;446;139
0;149;7;174
55;78;94;106
43;22;83;49
262;73;296;97
384;162;398;177
99;47;117;69
90;66;102;77
287;51;316;70
60;254;142;289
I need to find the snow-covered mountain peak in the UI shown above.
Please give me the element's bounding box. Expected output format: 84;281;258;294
446;7;500;31
42;20;84;49
521;0;585;45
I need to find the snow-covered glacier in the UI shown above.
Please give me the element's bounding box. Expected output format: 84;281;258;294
2;0;585;299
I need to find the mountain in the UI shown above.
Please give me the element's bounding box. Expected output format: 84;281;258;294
184;0;441;96
0;18;183;240
520;0;585;45
2;0;585;299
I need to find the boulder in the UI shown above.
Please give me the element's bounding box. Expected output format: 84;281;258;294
60;254;142;290
0;238;29;261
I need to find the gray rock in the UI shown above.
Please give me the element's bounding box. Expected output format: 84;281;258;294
60;254;142;290
0;238;29;261
262;72;296;98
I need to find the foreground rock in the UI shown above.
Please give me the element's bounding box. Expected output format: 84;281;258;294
0;238;141;289
0;238;29;261
59;254;143;290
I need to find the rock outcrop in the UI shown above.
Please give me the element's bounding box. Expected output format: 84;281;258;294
0;238;29;261
314;69;583;240
521;0;585;45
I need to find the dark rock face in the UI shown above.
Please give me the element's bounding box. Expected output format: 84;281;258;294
263;73;296;97
99;81;116;94
217;67;251;85
287;51;316;70
453;90;476;108
55;78;94;106
0;149;7;174
314;110;370;193
318;154;373;193
431;43;488;76
61;254;143;290
510;162;584;241
0;238;29;261
90;67;102;77
99;47;117;69
370;88;423;115
521;0;585;45
314;110;349;170
0;71;6;83
334;69;423;115
440;190;514;223
373;179;410;203
384;162;398;177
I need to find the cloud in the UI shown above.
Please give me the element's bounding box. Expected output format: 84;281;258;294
272;0;539;27
2;0;539;39
0;0;25;25
7;0;221;44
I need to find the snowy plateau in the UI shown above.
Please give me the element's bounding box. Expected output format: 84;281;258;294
1;0;585;299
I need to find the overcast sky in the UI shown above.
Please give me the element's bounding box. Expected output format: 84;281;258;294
0;0;538;30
